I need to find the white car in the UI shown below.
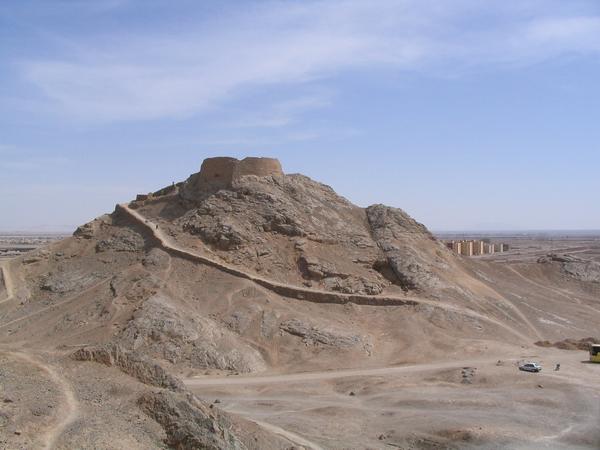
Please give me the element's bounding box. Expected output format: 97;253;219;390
519;362;542;373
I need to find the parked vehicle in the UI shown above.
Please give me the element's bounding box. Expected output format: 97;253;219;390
519;362;542;373
590;344;600;363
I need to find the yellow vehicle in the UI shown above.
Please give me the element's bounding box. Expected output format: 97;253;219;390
590;344;600;363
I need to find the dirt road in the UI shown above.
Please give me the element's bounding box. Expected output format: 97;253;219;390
185;358;497;387
188;351;600;449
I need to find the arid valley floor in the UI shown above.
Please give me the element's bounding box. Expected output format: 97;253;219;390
1;157;599;450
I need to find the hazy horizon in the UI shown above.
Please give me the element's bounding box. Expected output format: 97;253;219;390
2;1;599;231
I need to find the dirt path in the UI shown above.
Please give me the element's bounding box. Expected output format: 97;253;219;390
120;204;532;342
0;277;110;332
7;351;79;450
0;261;15;304
505;265;600;315
251;419;324;450
185;357;496;387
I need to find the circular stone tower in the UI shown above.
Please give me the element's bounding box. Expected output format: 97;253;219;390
234;157;283;179
181;156;284;200
197;157;239;189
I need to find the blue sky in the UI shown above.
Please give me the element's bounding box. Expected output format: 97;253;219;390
1;0;599;232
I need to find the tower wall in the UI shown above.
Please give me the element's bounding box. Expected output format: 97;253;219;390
235;157;283;179
198;157;239;189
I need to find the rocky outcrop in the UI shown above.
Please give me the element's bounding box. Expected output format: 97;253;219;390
138;390;244;450
322;276;384;295
538;254;600;283
172;171;390;295
535;337;600;351
40;269;101;294
297;255;347;280
118;295;267;373
280;318;371;352
71;344;185;391
367;204;445;291
96;227;145;253
73;215;110;239
176;172;363;248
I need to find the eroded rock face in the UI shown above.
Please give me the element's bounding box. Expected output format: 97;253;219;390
280;318;372;353
367;204;445;291
96;228;145;253
71;344;185;391
138;390;244;450
297;255;347;280
118;295;267;373
538;254;600;283
40;269;101;294
174;173;390;293
178;173;360;246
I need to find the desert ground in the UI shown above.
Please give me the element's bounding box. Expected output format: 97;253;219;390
1;157;599;449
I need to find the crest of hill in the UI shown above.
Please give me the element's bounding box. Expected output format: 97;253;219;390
134;156;464;296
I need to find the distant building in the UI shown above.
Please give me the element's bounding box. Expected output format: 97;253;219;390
444;239;508;257
461;240;474;256
452;241;462;254
473;240;484;255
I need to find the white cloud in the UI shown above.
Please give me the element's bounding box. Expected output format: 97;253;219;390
526;16;600;51
0;155;71;171
16;0;600;122
229;92;333;128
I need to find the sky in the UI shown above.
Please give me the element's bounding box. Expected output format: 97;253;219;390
1;0;599;232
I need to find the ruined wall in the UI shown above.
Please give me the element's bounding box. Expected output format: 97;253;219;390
234;157;283;179
197;157;239;189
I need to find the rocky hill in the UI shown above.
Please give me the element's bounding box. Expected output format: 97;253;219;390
2;156;600;449
133;157;475;298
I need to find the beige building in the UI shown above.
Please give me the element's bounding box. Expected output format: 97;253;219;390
461;240;474;256
473;240;485;255
451;241;462;254
445;239;508;257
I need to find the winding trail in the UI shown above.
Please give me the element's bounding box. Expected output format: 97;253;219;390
7;351;79;450
119;204;532;342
